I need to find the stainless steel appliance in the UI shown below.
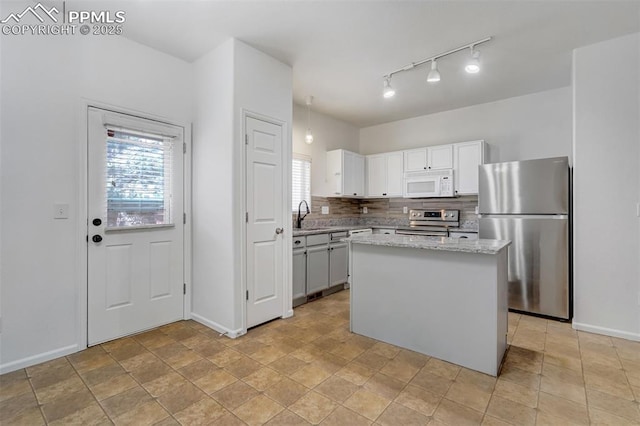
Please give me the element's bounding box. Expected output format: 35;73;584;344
396;209;459;236
478;157;570;320
403;169;455;198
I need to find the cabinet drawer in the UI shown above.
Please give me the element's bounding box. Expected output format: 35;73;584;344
306;233;330;246
330;231;348;241
292;236;306;248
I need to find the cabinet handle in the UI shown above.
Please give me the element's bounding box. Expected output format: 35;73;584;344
353;193;357;196
424;167;427;170
382;193;387;196
294;240;301;245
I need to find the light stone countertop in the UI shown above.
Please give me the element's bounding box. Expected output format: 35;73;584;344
344;234;510;255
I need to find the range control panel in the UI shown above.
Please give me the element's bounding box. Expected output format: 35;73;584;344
409;209;459;223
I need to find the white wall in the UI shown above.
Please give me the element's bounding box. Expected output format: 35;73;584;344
191;39;292;335
191;40;236;334
292;104;360;197
573;33;640;340
359;87;572;164
0;35;192;373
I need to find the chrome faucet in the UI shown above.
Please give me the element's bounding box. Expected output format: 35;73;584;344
296;200;310;229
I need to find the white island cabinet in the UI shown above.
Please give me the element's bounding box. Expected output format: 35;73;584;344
347;234;510;376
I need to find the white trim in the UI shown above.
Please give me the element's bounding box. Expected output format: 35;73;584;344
572;322;640;342
0;344;79;375
191;313;246;339
183;122;193;320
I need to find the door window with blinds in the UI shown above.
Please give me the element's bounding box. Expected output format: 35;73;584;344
292;154;311;212
106;128;174;228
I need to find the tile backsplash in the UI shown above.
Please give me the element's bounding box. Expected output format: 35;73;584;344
292;195;478;229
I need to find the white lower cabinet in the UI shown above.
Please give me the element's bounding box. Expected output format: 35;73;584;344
292;232;349;306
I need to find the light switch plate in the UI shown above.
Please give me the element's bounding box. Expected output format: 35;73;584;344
54;203;69;219
321;206;329;215
403;206;408;214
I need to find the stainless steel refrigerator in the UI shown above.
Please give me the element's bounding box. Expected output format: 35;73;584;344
478;157;570;320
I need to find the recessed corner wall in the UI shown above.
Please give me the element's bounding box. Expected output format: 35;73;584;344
572;32;640;340
191;39;292;334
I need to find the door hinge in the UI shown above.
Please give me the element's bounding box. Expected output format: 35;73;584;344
245;212;248;223
245;134;248;145
183;212;186;224
183;283;186;295
246;290;249;301
183;142;187;154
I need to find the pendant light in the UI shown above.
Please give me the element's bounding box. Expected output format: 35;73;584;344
305;96;314;144
427;60;441;83
383;77;396;98
465;47;481;74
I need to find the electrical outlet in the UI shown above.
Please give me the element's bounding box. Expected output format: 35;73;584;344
53;203;69;219
475;205;479;215
403;206;408;214
363;207;368;214
321;206;329;215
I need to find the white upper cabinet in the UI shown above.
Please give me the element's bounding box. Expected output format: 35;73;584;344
386;152;404;196
453;140;485;195
366;151;403;197
327;149;365;197
427;145;453;170
403;148;428;172
403;145;453;172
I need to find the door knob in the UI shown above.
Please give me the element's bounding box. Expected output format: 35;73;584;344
92;235;103;243
275;228;284;234
92;218;102;226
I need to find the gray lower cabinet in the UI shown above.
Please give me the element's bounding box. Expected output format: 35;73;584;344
329;242;348;287
292;247;307;307
306;244;329;294
291;232;350;305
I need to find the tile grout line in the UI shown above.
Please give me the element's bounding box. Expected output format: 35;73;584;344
24;365;48;425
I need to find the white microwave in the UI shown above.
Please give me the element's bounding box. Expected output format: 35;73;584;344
403;169;455;198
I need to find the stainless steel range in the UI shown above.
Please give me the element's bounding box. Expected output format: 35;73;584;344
396;209;459;237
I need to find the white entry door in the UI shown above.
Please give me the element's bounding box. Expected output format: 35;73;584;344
87;107;184;345
246;116;285;328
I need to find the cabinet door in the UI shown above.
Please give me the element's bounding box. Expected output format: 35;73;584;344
404;148;427;172
386;152;404;196
329;243;348;287
292;248;307;303
367;155;386;197
428;145;453;170
306;245;329;294
454;141;485;194
352;153;365;196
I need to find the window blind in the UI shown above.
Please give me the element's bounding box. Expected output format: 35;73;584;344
105;128;174;228
292;154;311;212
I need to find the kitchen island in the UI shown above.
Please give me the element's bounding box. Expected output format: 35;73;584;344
347;234;510;376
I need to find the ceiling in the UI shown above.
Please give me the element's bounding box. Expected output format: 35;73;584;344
69;1;640;127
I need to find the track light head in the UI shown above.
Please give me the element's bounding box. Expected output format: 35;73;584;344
465;48;481;74
427;60;441;83
383;77;396;98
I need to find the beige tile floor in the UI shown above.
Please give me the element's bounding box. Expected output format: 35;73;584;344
1;290;639;425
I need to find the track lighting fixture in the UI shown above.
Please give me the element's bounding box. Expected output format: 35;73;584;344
465;48;481;74
427;60;441;83
383;77;396;98
305;96;314;144
381;36;491;98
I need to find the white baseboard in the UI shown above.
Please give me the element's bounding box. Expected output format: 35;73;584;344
572;322;640;342
0;344;79;375
283;309;294;319
191;313;245;339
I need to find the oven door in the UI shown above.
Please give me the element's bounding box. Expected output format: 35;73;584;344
403;174;441;198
